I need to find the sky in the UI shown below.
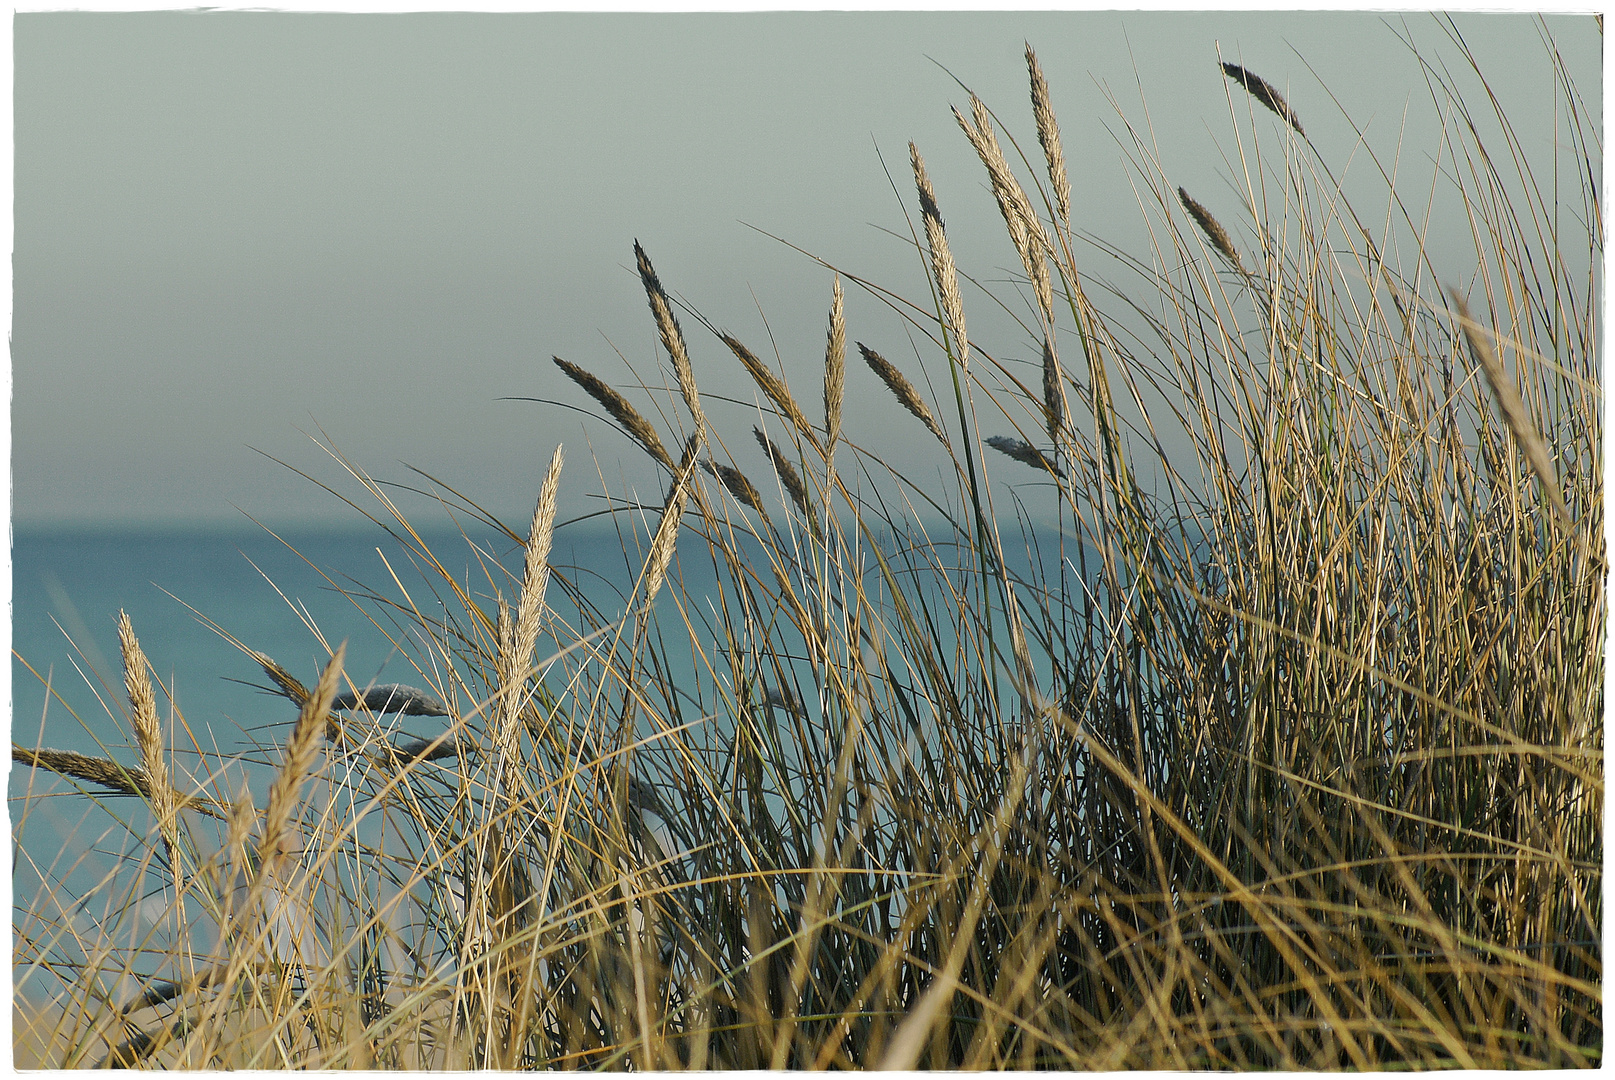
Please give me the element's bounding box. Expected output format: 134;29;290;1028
11;8;1602;531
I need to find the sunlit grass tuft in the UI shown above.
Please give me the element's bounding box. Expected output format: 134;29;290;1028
14;20;1600;1069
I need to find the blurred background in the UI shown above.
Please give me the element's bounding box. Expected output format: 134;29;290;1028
15;11;1598;531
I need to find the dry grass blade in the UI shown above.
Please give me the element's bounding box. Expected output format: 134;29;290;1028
910;142;969;369
1041;335;1065;441
702;460;769;517
1177;186;1246;274
986;435;1065;479
554;355;674;470
956;96;1054;324
860;343;948;447
260;643;345;876
721;332;818;449
1450;292;1572;525
118;611;178;848
1027;43;1072;225
635;241;708;440
1221;61;1306;137
824;275;845;465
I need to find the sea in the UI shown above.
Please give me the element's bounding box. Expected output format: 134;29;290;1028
12;524;634;760
10;522;660;921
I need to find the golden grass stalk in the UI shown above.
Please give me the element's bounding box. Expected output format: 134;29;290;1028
823;275;845;466
721;332;818;449
496;444;564;757
859;343;948;447
955;96;1054;326
10;745;225;817
635;241;708;441
1177;187;1246;274
553;355;674;470
910;142;969;369
260;644;345;879
1026;44;1071;226
643;436;700;607
986;434;1065;479
1221;61;1306;137
755;426;812;522
118;611;179;850
1041;335;1065;441
1450;292;1572;525
702;460;769;517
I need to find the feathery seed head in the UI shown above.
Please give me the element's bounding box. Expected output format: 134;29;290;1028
254;650;311;708
721;332;817;447
702;460;769;517
553;356;674;470
1042;336;1066;441
1450;291;1571;525
987;435;1066;479
1026;44;1071;225
1177;187;1245;274
10;745;227;817
823;275;845;462
956;97;1054;325
860;343;948;448
635;241;707;440
261;643;345;877
120;612;179;846
1221;62;1305;137
497;443;564;756
643;436;699;606
910;142;969;370
754;426;816;531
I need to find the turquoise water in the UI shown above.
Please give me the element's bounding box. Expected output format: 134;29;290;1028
11;521;663;958
13;526;579;758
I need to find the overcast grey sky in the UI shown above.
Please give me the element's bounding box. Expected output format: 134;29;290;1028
13;11;1600;530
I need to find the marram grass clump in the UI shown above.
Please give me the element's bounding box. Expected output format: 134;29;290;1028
14;23;1601;1070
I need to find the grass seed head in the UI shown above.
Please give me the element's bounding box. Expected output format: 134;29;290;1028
910;141;969;369
1027;44;1072;225
553;355;674;470
644;435;700;606
754;426;816;534
987;434;1065;478
1221;61;1306;137
722;332;817;448
1450;291;1572;525
118;611;178;843
9;745;226;817
823;275;845;464
635;241;707;440
1177;187;1246;274
261;643;345;878
1042;335;1065;441
859;343;949;447
253;650;310;708
497;443;564;756
702;460;769;517
957;96;1054;325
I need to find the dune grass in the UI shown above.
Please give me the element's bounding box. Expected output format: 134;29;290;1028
13;21;1601;1069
